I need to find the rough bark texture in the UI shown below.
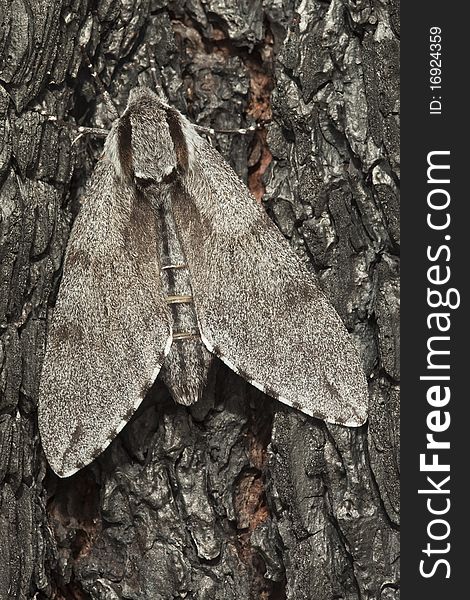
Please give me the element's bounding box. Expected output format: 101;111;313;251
0;1;400;599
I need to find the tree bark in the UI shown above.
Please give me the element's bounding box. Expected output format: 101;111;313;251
0;1;399;598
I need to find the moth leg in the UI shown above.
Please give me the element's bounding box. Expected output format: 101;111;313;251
81;47;119;120
71;126;109;145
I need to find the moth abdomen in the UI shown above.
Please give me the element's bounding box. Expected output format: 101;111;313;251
165;294;194;304
172;331;200;341
161;263;188;271
158;185;213;407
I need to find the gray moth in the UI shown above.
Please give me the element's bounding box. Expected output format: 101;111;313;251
38;87;368;478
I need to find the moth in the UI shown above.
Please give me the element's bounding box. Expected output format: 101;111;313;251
38;87;368;478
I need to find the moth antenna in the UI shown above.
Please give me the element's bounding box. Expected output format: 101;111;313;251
38;111;108;143
81;47;120;121
194;122;266;137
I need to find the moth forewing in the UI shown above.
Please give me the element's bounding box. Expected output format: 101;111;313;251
38;156;172;478
169;113;368;427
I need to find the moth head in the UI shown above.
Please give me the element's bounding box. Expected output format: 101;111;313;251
105;87;189;190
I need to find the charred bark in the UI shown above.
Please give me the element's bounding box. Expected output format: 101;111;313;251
0;1;399;598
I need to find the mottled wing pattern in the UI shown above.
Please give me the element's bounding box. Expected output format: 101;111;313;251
38;161;172;477
171;138;368;426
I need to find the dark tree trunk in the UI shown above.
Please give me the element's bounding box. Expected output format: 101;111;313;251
0;1;399;599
